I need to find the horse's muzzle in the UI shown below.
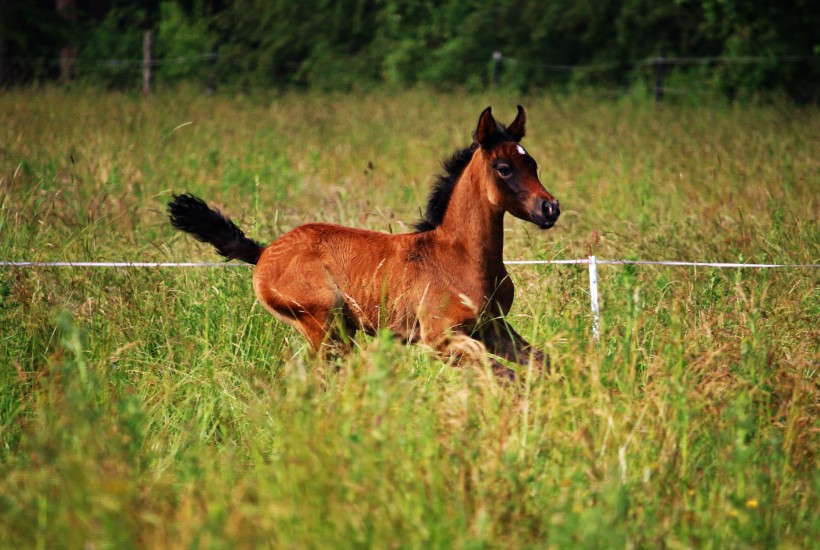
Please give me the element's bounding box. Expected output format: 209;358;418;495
535;199;560;229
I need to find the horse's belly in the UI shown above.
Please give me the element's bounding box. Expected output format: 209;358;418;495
340;284;420;338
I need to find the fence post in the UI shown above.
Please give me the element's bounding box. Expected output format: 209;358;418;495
56;0;77;84
588;256;601;342
655;46;666;104
207;51;217;95
142;30;154;96
492;51;503;86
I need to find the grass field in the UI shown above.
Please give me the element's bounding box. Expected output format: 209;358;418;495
0;87;817;548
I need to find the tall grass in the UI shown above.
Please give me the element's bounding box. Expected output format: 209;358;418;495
0;87;817;548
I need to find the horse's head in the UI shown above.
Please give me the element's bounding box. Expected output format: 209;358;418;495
473;106;560;229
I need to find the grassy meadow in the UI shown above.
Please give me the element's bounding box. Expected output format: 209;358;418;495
0;87;817;548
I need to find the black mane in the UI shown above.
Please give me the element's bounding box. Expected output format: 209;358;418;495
414;123;518;232
413;145;476;232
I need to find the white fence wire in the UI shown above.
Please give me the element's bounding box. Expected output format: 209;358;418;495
3;259;817;269
15;53;816;70
3;257;817;341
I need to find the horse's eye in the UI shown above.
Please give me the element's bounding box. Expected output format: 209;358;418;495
497;165;512;177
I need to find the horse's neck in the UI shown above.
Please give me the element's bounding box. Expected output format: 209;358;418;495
436;168;506;273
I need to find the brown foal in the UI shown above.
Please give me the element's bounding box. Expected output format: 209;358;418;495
169;106;560;377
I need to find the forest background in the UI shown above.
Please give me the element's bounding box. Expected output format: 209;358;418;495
2;0;818;101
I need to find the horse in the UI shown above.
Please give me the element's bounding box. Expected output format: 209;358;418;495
168;106;560;378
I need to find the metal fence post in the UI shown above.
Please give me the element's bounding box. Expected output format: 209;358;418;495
588;256;600;342
492;51;503;86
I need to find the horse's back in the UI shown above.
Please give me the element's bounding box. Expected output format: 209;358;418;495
252;222;425;334
257;222;403;267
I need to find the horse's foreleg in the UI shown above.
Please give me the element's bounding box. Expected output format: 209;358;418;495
419;304;516;380
429;332;516;381
482;277;549;370
478;319;549;370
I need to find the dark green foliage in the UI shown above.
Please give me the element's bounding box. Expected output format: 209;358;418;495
211;0;380;88
73;5;148;88
0;0;67;83
2;0;817;98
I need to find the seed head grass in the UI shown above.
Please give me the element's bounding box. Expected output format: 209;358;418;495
0;87;817;547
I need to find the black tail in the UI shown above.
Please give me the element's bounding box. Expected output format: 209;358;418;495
168;193;265;265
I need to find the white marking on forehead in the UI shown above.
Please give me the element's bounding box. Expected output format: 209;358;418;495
516;145;528;156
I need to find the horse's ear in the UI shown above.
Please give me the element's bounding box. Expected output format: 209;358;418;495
507;105;527;142
474;107;497;147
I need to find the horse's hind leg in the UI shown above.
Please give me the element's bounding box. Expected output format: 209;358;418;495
253;257;353;356
256;285;333;350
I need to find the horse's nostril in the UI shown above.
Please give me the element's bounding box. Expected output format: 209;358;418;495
542;200;559;219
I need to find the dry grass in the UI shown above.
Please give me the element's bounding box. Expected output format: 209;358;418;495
0;86;817;548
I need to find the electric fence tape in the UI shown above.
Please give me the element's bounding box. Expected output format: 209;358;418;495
2;258;818;341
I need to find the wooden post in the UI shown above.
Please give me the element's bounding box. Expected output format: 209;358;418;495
207;51;217;95
655;46;666;104
56;0;76;84
0;29;6;88
0;0;6;86
492;51;502;86
142;30;154;96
